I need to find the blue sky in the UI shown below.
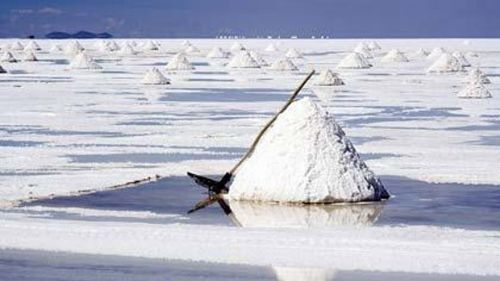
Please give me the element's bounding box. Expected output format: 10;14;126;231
1;0;499;38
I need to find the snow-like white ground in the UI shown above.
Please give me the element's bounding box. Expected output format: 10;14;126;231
1;38;500;277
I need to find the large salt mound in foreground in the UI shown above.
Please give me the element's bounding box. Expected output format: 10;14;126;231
229;97;389;203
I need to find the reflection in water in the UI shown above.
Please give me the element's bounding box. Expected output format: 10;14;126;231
229;201;386;281
313;88;342;104
142;87;166;102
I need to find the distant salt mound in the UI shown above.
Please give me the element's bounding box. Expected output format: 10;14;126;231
368;41;381;50
380;49;409;63
64;41;84;55
143;41;159;51
230;42;246;52
269;58;298;71
207;47;229;58
466;68;490;84
427;47;446;60
69;52;102;70
9;41;24;51
414;48;429;58
315;69;344;86
229;97;389;203
285;48;303;59
24;41;41;51
118;44;137;55
452;51;471;67
337;52;371;69
427;53;463;73
142;67;170;85
354;43;373;58
1;51;17;63
50;44;63;53
107;41;120;52
227;51;260;68
0;64;6;74
22;51;38;62
184;44;200;54
457;80;492;99
265;43;279;52
166;53;194;71
182;40;191;46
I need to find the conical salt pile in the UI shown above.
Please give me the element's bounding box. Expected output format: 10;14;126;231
107;41;120;52
315;69;344;86
285;48;303;59
0;64;6;74
118;44;137;55
452;51;471;67
380;48;409;63
184;44;200;54
337;52;371;69
230;42;246;52
249;51;268;66
466;68;490;84
457;79;492;99
69;52;102;70
368;41;381;50
354;43;373;58
265;43;279;52
98;42;114;53
1;51;17;63
24;41;41;51
50;44;63;53
269;58;298;71
166;53;194;70
10;41;24;51
182;40;191;46
227;50;260;68
229;97;389;203
427;53;463;73
414;48;429;58
22;51;38;62
64;41;84;55
142;67;170;85
143;41;159;51
207;47;229;58
427;47;446;60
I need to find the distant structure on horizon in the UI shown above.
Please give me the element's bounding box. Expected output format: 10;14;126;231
45;31;113;39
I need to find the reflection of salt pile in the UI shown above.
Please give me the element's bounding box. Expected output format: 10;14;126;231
24;41;41;51
269;58;298;71
457;79;492;99
166;53;194;71
69;52;102;70
1;51;17;63
315;69;344;86
22;51;38;62
380;49;409;63
0;65;6;73
229;97;389;203
230;42;246;52
427;47;446;60
265;43;279;52
64;41;84;55
285;48;303;59
427;53;463;73
466;68;490;84
142;67;170;85
227;51;260;68
414;48;429;58
249;51;268;66
337;52;371;69
230;201;384;227
206;47;229;58
452;51;471;67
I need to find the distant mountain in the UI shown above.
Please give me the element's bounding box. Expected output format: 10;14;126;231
45;31;113;39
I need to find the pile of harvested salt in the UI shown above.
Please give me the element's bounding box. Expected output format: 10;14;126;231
466;68;490;84
414;48;429;58
265;43;279;52
427;53;463;73
427;47;446;60
354;42;373;58
380;49;409;63
206;47;229;58
69;52;102;70
230;42;246;52
24;41;41;51
22;51;38;62
227;51;260;68
368;41;381;50
229;97;389;203
118;44;137;55
142;68;170;85
50;44;63;53
315;69;344;86
143;41;159;51
452;51;471;67
337;52;371;69
269;58;298;71
64;41;84;55
249;51;268;67
184;44;200;54
457;79;492;99
9;41;24;51
285;48;303;59
166;53;194;71
0;64;6;74
1;51;17;63
107;41;120;52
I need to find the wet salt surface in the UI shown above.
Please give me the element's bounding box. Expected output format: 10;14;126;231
18;175;500;230
0;249;497;281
